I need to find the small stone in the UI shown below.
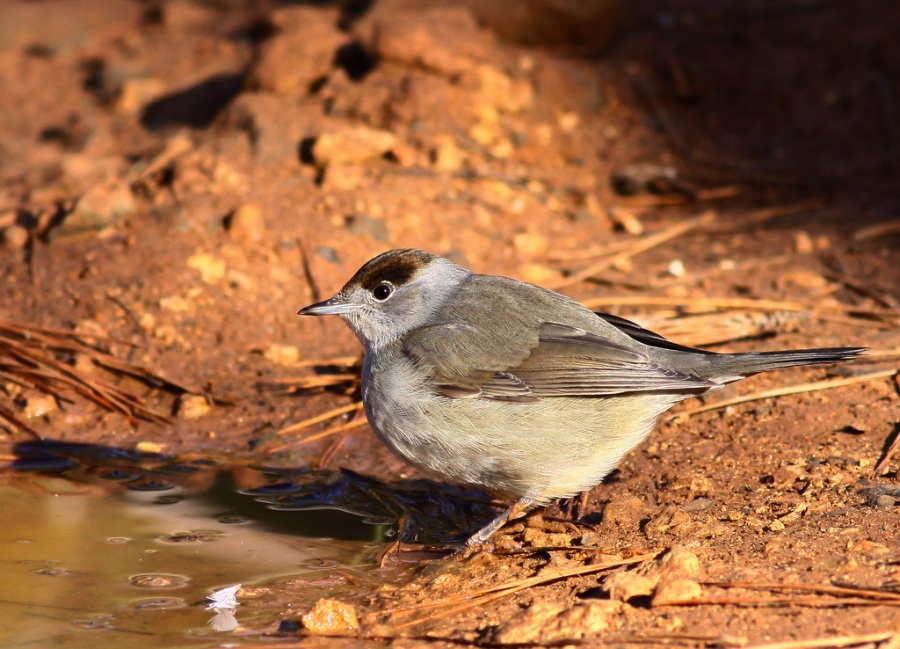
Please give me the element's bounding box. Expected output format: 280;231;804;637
656;547;701;577
604;571;656;602
513;231;549;256
667;259;686;277
22;394;57;419
603;495;650;529
875;494;897;507
1;224;29;250
363;8;483;77
431;136;465;171
471;64;534;113
227;204;265;244
187;252;226;284
263;344;300;366
315;246;340;263
177;394;211;419
772;466;800;487
253;7;347;94
52;180;136;239
345;215;389;242
848;539;890;555
545;601;620;641
312;126;397;165
644;505;692;537
139;313;156;330
491;602;566;643
134;441;165;454
116;77;166;114
159;296;191;313
768;519;785;532
557;111;580;132
301;598;358;635
652;578;702;606
794;230;814;254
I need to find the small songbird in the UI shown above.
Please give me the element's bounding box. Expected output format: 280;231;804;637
299;249;865;549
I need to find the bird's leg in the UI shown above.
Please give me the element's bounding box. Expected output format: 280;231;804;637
464;497;535;550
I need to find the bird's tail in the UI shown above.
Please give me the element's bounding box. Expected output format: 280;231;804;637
707;347;867;384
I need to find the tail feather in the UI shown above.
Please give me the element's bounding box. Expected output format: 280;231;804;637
708;347;867;383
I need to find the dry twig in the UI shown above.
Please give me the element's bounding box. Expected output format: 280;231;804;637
0;317;184;436
390;552;659;628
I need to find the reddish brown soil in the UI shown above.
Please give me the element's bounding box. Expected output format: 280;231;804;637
1;1;899;646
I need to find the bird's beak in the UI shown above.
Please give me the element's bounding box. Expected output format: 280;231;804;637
297;295;357;316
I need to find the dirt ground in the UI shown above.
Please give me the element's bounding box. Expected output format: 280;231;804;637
1;0;899;646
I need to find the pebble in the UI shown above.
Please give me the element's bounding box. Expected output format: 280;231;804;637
602;495;650;529
176;394;211;419
253;7;347;94
363;8;482;77
667;259;686;278
345;215;389;242
159;296;192;313
22;394;57;419
134;441;166;454
472;64;534;114
227;204;265;245
492;600;619;643
652;578;702;606
794;230;814;254
263;344;300;367
116;77;166;114
604;571;656;602
656;547;701;577
512;232;549;256
492;602;565;643
187;252;226;285
430;135;465;171
301;598;358;635
544;601;620;641
1;224;29;250
51;180;136;239
312;126;397;165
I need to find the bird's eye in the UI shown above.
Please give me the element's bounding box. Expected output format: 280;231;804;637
372;283;393;301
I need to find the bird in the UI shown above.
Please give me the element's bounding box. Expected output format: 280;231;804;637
298;248;865;549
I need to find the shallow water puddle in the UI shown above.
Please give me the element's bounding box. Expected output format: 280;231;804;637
0;452;388;648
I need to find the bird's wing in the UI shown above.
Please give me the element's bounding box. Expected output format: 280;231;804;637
593;312;715;355
402;320;714;402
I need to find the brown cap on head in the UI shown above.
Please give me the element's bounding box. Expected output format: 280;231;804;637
345;248;437;292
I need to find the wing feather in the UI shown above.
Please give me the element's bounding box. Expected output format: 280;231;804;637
403;319;713;402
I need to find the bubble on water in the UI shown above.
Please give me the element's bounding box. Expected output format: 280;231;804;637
157;530;222;544
129;573;190;589
32;567;69;577
72;614;115;630
217;514;249;525
129;597;187;611
107;537;131;544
